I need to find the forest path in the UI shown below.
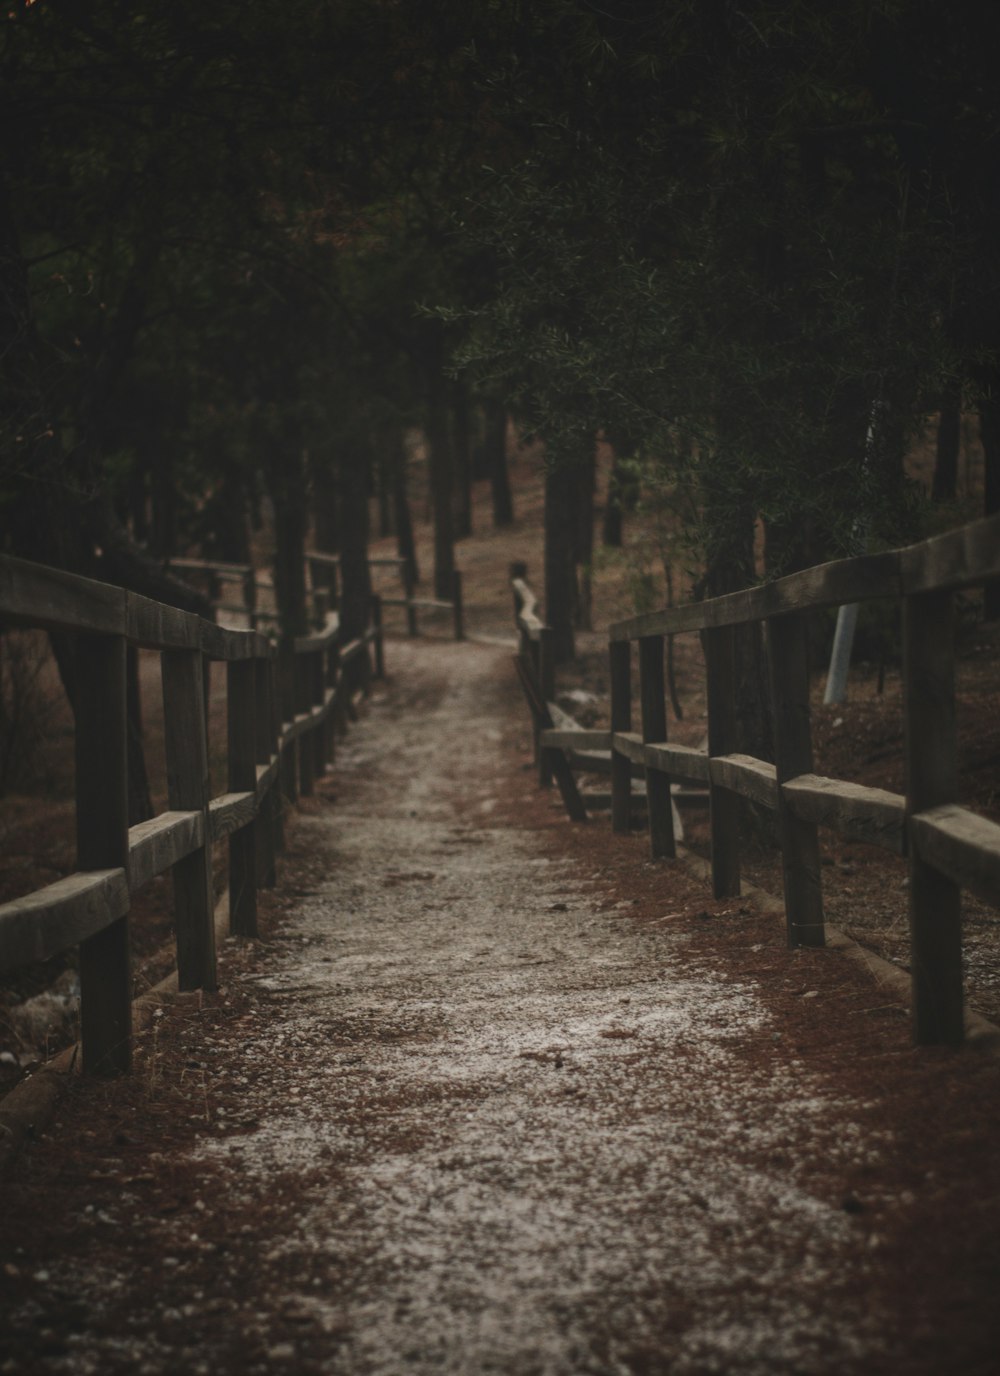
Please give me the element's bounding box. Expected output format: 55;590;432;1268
1;638;979;1375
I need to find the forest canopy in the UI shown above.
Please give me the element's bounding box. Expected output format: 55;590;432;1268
2;0;998;625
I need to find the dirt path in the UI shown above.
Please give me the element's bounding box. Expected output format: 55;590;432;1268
2;638;999;1375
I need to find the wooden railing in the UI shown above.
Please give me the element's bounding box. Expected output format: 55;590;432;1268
515;513;1000;1047
0;554;383;1075
169;552;465;640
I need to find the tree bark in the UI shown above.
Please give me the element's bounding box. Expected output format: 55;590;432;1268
266;444;309;638
392;435;419;588
426;362;456;601
981;388;1000;620
486;399;514;527
544;461;576;664
453;379;473;540
338;445;373;644
572;440;596;630
932;383;962;504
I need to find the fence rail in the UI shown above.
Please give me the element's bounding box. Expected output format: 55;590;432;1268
168;552;464;640
514;512;1000;1048
0;553;384;1076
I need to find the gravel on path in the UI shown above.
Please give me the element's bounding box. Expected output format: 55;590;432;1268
2;638;993;1375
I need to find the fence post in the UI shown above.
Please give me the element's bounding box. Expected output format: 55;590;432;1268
254;654;277;888
405;564;418;636
639;634;674;858
297;642;315;798
279;636;298;805
610;638;632;834
903;589;963;1045
227;657;258;937
452;569;465;641
704;625;741;899
269;654;286;855
308;648;324;778
76;633;131;1075
767;611;824;946
537;627;554;787
244;567;258;632
162;648;217;991
372;593;385;678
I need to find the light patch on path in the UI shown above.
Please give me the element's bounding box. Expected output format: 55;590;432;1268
187;641;888;1375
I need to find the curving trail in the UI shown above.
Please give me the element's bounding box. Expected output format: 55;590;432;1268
2;640;907;1374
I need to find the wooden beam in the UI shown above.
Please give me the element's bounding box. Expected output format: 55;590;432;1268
162;648;216;992
75;633;131;1075
767;611;824;947
128;811;204;890
227;656;258;937
909;805;1000;909
0;870;129;971
639;635;674;858
704;625;741;900
710;754;779;811
782;775;905;854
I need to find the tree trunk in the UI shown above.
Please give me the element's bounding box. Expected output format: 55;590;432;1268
486;399;514;527
932;383;961;503
453;379;473;540
573;440;596;630
266;445;309;638
544;462;576;664
981;389;1000;620
426;363;456;601
392;435;419;588
338;445;373;658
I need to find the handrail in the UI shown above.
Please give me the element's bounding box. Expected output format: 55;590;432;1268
515;514;1000;1050
0;552;385;1075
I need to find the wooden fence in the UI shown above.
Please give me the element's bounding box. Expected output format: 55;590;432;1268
169;553;464;640
515;513;1000;1047
0;553;383;1076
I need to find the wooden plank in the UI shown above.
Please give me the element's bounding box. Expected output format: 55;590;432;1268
168;557;252;577
756;551;900;619
227;657;258;936
0;554;126;637
75;633;132;1075
0;870;129;972
704;625;741;900
643;743;710;785
639;635;674;858
162;648;216;992
127;810;204;890
710;754;779;810
612;730;645;764
910;805;1000;909
903;591;963;1045
538;627;554;787
540;729;612;752
125;593;201;650
782;775;905;854
610;641;633;833
767;611;824;947
900;511;1000;595
255;656;278;888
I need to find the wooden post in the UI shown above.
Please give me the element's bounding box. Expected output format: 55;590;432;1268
372;594;385;678
269;655;286;854
279;636;298;805
245;567;258;632
405;564;418;636
767;611;824;947
610;638;632;834
903;590;963;1045
162;648;217;991
326;640;341;760
704;625;741;899
311;649;325;779
538;627;555;787
452;569;465;641
297;642;315;798
639;635;674;858
76;633;131;1076
313;586;329;631
254;654;277;888
227;658;258;937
